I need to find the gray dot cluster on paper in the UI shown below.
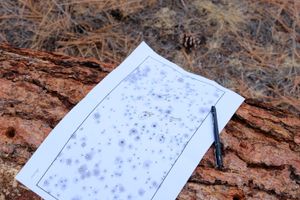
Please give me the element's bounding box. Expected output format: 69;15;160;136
38;57;223;200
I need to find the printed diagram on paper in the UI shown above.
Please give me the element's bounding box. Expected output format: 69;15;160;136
36;57;224;200
16;42;244;200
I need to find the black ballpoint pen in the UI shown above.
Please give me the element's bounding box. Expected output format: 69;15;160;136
211;106;223;169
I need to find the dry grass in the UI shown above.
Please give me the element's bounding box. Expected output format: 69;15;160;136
0;0;299;114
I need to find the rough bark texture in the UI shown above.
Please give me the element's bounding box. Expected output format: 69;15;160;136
0;44;299;200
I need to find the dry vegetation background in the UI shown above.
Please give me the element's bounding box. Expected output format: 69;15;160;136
0;0;299;114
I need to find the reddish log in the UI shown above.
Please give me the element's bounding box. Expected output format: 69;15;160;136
0;45;299;200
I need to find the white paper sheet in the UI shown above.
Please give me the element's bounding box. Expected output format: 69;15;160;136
16;42;244;200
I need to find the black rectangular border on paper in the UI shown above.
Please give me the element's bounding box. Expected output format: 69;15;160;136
36;56;225;200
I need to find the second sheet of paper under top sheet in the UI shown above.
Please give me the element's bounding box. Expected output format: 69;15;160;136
16;42;244;200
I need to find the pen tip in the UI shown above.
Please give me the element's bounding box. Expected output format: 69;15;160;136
211;106;216;112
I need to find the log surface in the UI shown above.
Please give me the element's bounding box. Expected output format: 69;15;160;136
0;45;299;200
